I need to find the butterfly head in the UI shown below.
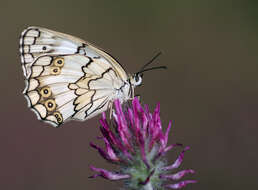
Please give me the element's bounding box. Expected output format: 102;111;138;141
130;73;143;87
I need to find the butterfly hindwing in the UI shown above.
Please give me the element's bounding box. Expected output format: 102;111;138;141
24;54;124;127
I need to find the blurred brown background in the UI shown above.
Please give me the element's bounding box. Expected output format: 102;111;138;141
1;0;258;189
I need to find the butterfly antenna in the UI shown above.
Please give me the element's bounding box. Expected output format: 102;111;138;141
137;66;167;75
136;51;167;75
139;51;162;73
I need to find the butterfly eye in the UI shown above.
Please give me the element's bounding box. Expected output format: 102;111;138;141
44;99;56;111
133;74;142;86
50;67;61;75
53;112;63;124
135;75;139;82
40;86;51;98
53;57;64;67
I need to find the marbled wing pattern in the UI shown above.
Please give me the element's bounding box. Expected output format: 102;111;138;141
19;27;129;127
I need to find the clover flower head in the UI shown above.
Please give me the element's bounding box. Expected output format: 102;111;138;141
90;97;196;190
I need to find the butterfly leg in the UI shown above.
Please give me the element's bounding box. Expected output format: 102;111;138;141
128;86;135;101
108;101;113;119
132;86;135;98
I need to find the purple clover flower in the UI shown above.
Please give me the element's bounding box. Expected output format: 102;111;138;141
90;97;196;190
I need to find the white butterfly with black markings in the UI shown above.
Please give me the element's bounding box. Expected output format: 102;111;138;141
19;26;165;127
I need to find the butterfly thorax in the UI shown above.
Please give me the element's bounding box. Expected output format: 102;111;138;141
109;74;142;103
113;80;131;101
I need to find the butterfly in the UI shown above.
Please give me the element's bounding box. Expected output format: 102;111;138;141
19;26;165;127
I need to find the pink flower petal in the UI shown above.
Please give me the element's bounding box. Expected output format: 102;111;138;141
114;100;131;139
132;98;141;137
165;180;197;189
99;116;118;147
164;121;172;147
89;166;130;180
154;143;183;161
99;115;125;152
163;143;183;153
162;146;190;170
103;138;120;161
138;131;150;168
90;142;117;162
160;169;195;180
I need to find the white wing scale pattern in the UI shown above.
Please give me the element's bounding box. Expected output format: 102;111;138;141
19;27;131;127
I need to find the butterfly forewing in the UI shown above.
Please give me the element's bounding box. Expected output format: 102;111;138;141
20;26;130;127
19;26;128;80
